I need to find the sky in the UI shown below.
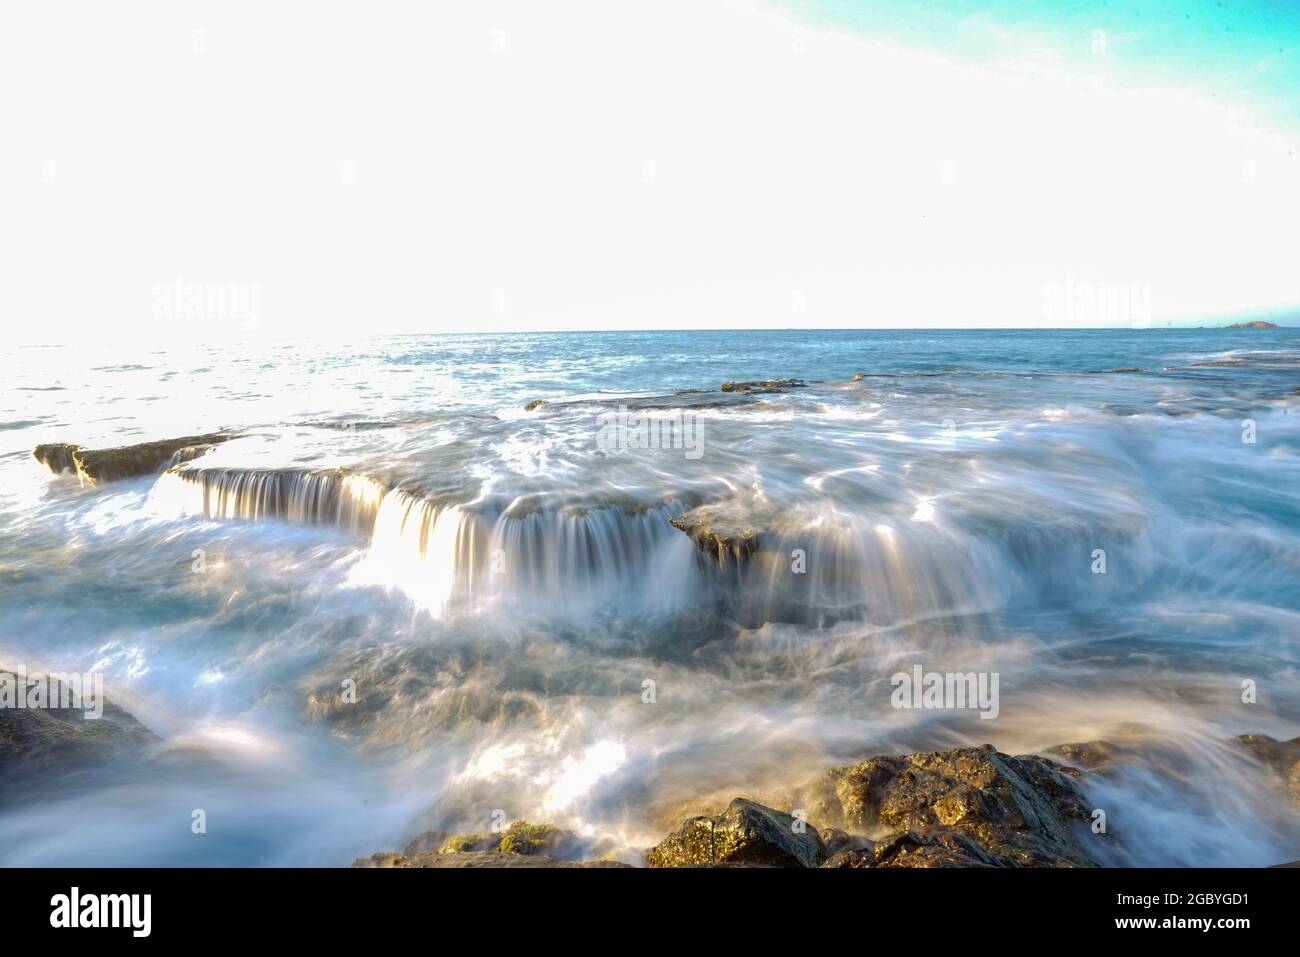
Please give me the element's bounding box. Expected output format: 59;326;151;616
2;0;1298;343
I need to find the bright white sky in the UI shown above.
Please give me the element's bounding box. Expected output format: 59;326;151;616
2;0;1298;343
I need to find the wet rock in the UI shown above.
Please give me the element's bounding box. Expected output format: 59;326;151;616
523;399;544;411
819;827;870;856
719;378;806;394
669;509;762;565
0;667;157;796
32;443;79;475
1042;740;1121;771
499;821;571;856
33;433;234;484
647;797;829;868
1234;734;1300;806
800;744;1099;867
821;829;1003;868
851;372;868;381
353;851;629;868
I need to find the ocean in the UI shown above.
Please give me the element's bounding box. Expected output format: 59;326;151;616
2;327;1298;866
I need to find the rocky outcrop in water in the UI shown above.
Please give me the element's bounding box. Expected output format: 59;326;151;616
669;508;762;565
352;821;623;868
355;743;1119;869
720;378;806;394
647;798;829;868
0;667;157;797
1225;320;1280;329
796;745;1100;867
34;433;233;484
523;399;545;411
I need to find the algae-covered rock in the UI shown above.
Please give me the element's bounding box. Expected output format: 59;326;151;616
0;667;157;798
523;399;544;411
439;833;498;854
647;797;828;868
800;744;1098;867
33;433;234;484
719;379;806;394
499;821;566;855
668;509;762;565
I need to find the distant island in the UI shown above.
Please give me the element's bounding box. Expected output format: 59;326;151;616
1224;320;1280;329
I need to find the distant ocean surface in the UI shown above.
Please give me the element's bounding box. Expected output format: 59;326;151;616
2;328;1299;866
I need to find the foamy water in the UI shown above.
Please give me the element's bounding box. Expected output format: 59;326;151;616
1;329;1298;865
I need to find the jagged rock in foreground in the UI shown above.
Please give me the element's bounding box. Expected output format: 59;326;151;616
647;798;829;868
357;744;1116;869
798;744;1101;867
34;432;233;484
720;378;806;394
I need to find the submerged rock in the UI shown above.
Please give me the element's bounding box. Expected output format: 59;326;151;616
33;433;233;484
719;378;806;394
647;798;829;868
798;744;1099;867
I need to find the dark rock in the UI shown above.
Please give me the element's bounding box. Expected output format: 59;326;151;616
523;399;544;411
0;667;157;796
647;797;828;868
33;433;234;484
1225;320;1279;329
799;744;1100;867
720;378;806;394
871;829;1005;867
819;827;870;856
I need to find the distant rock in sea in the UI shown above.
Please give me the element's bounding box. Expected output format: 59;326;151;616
34;432;233;484
1224;320;1280;329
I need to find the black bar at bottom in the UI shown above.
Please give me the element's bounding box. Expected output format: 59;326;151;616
0;865;1288;942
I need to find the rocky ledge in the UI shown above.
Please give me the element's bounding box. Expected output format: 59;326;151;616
34;433;233;484
668;506;764;565
720;378;806;394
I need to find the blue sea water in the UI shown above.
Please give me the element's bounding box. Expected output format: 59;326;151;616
1;328;1298;866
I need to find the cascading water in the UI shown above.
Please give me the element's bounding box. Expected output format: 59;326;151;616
4;329;1299;866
